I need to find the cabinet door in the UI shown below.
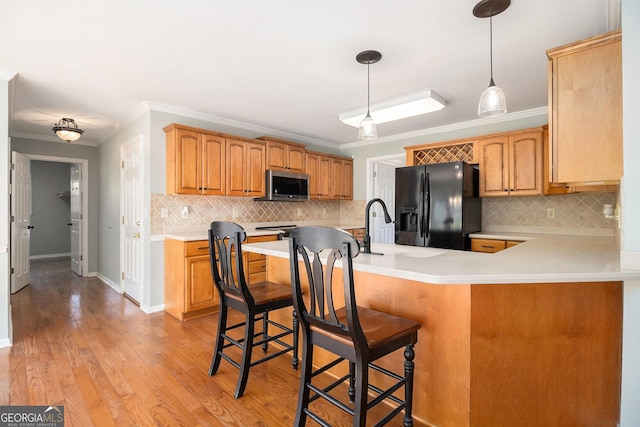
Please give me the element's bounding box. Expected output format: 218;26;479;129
317;155;332;199
550;32;622;183
245;141;265;196
342;159;353;200
202;134;226;195
226;139;248;196
174;129;202;194
479;138;509;197
266;140;287;171
287;144;306;173
305;152;319;199
185;255;218;312
509;131;543;196
471;239;507;253
330;158;344;199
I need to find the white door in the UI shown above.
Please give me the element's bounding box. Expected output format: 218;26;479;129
371;162;396;244
70;164;82;275
11;152;31;293
121;136;144;303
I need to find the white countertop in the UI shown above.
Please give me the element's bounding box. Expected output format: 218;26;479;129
241;232;640;285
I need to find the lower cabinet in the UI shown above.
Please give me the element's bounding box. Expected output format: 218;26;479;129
164;234;277;321
343;227;365;240
471;238;523;253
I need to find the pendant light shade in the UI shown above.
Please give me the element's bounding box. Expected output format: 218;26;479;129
474;0;510;117
356;50;381;140
52;118;84;142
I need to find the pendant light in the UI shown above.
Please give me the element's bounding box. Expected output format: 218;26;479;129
356;50;382;140
474;0;510;117
52;118;84;142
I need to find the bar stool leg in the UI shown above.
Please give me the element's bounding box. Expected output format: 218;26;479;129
403;343;416;427
209;305;227;375
235;313;255;398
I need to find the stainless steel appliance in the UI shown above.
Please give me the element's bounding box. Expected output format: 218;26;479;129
254;170;309;202
254;224;297;240
395;161;481;250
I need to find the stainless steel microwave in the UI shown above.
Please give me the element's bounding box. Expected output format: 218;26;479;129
255;170;309;201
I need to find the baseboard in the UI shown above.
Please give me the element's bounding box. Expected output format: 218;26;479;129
0;338;12;348
141;303;165;314
96;273;122;294
30;253;71;260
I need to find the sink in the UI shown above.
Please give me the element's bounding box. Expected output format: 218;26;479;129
367;244;445;258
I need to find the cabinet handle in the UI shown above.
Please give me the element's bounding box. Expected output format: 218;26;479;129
481;245;496;249
197;246;209;250
503;189;508;192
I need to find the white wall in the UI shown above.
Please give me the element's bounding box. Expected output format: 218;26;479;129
620;1;640;425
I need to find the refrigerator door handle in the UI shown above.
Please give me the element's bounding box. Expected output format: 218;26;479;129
419;173;426;238
424;172;430;238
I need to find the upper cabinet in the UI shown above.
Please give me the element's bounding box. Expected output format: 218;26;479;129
259;137;306;173
165;124;226;195
478;129;544;197
547;30;622;184
226;138;266;197
305;151;352;200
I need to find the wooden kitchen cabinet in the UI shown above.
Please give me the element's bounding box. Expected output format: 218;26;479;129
164;234;278;321
344;228;365;240
164;239;218;321
305;150;333;199
547;30;622;184
471;238;523;253
165;124;226;195
260;137;306;173
330;156;353;200
478;128;543;197
226;137;266;197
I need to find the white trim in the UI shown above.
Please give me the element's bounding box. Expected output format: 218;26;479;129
127;101;341;150
150;235;165;242
0;338;11;348
24;154;90;277
341;107;549;149
0;69;17;81
10;131;99;146
30;253;71;260
97;272;122;294
140;303;165;314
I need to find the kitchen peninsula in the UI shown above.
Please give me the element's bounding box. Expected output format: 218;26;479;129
243;232;640;427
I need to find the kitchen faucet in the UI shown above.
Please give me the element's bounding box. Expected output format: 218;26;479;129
363;198;393;255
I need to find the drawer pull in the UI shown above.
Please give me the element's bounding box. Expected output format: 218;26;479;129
197;246;209;250
481;245;496;249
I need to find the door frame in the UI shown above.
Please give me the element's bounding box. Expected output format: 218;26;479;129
23;154;89;276
366;154;404;243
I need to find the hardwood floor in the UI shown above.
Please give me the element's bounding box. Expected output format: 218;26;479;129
0;259;409;427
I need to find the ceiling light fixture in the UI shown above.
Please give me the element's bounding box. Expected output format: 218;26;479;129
339;90;447;128
474;0;510;117
355;50;382;140
52;117;84;142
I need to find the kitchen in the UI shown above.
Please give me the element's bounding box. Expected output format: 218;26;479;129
2;1;640;426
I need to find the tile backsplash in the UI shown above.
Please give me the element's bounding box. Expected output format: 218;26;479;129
151;193;615;236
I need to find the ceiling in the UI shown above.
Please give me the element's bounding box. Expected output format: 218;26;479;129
0;0;612;147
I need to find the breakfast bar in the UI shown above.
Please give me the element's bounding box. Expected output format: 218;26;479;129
243;232;639;427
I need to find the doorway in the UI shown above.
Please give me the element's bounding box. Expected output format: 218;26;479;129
366;154;405;244
14;154;89;282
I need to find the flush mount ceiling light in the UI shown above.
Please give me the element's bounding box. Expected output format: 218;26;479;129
474;0;510;117
52;117;84;142
339;90;447;128
355;50;381;140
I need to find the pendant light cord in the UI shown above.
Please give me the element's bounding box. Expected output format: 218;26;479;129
367;61;371;115
489;15;495;86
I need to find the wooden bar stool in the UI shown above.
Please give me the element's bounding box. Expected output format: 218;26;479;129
288;226;421;426
208;221;298;398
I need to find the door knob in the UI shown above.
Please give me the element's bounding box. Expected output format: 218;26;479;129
27;225;34;229
133;232;141;238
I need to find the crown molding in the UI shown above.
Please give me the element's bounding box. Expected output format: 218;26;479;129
135;101;340;150
10;131;100;147
340;107;549;150
0;69;17;81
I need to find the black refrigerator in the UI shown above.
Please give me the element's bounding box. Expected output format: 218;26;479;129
395;161;481;250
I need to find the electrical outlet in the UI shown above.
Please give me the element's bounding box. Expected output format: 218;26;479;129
161;208;168;218
296;208;302;217
232;207;239;219
322;208;327;216
181;206;189;219
546;208;555;219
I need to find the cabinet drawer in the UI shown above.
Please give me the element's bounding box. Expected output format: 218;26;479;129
247;234;279;243
248;259;267;275
471;239;507;253
185;240;210;257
